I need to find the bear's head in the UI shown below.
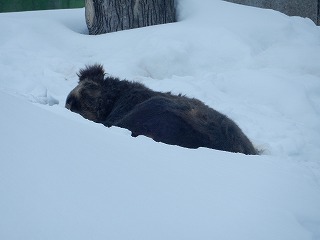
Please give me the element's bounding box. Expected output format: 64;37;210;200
65;64;106;122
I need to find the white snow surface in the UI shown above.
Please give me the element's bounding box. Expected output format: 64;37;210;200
1;0;320;239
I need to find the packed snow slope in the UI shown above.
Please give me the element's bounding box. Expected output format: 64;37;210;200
1;0;320;239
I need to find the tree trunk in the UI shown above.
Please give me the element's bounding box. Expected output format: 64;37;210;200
85;0;177;35
317;0;320;25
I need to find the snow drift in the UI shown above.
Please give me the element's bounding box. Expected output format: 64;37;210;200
0;0;320;239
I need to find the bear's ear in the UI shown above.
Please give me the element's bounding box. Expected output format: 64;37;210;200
77;64;105;83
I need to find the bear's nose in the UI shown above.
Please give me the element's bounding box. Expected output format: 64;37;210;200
65;96;73;110
65;103;71;110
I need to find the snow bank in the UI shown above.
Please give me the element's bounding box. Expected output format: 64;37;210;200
0;0;320;239
1;91;320;240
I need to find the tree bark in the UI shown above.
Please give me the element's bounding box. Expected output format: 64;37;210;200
85;0;177;35
317;0;319;25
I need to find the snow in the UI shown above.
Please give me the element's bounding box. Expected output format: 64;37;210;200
0;0;320;239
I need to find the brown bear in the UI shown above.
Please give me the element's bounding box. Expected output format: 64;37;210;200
66;64;258;155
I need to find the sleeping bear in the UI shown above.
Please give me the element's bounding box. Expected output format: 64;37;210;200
66;64;258;155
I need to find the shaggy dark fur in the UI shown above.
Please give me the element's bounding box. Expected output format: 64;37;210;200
66;64;258;155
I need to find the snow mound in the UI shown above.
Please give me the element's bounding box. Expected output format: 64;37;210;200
1;0;320;239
